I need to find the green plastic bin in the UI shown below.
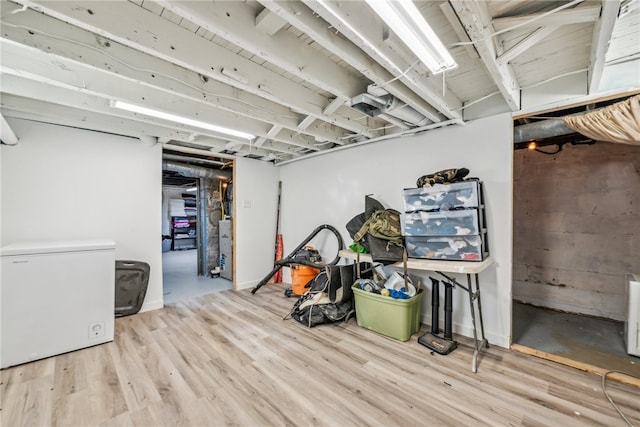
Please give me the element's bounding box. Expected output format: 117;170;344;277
352;284;423;341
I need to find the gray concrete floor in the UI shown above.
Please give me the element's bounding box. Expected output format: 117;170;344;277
162;249;232;304
512;301;639;376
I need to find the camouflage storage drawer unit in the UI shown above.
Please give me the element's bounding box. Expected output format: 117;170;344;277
401;180;488;261
403;180;483;212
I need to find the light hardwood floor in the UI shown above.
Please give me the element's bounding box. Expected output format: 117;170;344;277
2;283;639;426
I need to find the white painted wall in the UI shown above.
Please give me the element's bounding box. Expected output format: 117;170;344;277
279;113;514;348
0;115;514;347
233;156;280;290
0;119;164;312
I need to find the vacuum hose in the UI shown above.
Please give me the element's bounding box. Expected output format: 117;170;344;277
251;224;344;294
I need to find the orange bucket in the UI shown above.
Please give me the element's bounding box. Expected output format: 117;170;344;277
291;265;320;296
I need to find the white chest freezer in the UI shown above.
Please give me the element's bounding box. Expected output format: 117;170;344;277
1;239;116;369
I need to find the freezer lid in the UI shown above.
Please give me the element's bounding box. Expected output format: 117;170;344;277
0;239;116;256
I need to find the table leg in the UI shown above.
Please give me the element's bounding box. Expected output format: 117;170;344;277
466;274;481;372
468;273;489;372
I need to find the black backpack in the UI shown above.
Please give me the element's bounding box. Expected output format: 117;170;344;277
347;196;404;264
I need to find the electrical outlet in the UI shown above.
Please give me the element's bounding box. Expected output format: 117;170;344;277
89;322;105;339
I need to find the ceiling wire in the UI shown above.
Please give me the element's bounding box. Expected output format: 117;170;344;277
457;67;591;112
520;68;589;90
454;91;501;111
449;0;586;48
370;60;420;92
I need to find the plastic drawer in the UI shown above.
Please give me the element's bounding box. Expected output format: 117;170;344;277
405;234;488;261
403;181;483;212
401;208;484;236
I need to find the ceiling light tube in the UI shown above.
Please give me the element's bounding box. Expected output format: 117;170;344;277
316;0;403;75
111;100;255;140
365;0;457;74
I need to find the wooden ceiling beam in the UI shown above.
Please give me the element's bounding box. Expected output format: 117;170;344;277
12;0;377;138
255;8;287;36
156;0;367;108
302;0;464;122
449;0;521;111
496;26;559;67
0;72;310;155
492;5;602;32
0;12;353;146
259;0;449;123
588;1;621;93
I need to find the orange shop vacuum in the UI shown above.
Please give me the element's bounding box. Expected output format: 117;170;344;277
290;263;321;296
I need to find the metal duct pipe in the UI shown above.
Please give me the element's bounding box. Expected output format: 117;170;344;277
513;118;578;143
383;96;431;127
350;93;387;117
162;160;231;181
350;93;431;127
378;113;410;130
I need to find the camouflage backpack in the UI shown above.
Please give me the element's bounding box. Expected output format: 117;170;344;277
416;168;469;187
354;208;403;249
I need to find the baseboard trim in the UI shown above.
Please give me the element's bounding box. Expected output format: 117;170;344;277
140;299;164;313
511;343;640;388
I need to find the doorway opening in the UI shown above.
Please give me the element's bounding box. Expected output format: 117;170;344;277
161;152;234;304
511;94;640;378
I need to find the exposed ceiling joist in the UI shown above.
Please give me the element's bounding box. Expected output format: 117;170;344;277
162;143;245;161
439;2;480;60
0;8;349;146
449;0;521;111
302;0;464;121
0;0;637;165
1;72;307;157
1;60;322;153
13;0;378;139
491;5;602;31
1;93;207;146
156;0;368;110
259;0;446;124
187;135;279;158
255;7;288;36
266;124;283;138
323;97;347;116
297;116;316;131
589;1;621;93
496;26;559;67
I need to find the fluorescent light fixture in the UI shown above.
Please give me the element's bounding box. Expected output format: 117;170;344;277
365;0;457;74
317;0;403;75
112;100;255;140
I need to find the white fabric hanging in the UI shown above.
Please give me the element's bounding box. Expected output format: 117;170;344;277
563;95;640;145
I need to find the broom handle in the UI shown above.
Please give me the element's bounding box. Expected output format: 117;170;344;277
273;181;282;282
